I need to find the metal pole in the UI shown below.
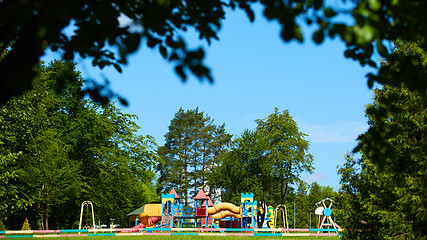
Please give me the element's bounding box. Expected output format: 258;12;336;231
309;212;312;239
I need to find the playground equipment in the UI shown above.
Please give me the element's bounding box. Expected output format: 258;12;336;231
240;193;257;228
136;204;162;228
315;198;339;230
207;202;241;219
0;190;340;238
78;201;95;230
162;188;181;216
206;201;241;228
194;188;209;227
128;189;178;228
266;206;274;228
273;205;289;230
126;188;261;229
161;188;182;227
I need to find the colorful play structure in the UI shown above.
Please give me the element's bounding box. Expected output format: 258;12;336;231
126;188;340;233
127;188;259;229
0;191;341;238
314;197;340;230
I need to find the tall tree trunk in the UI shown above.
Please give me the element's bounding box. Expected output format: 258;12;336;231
202;145;206;186
178;151;184;204
281;182;288;204
184;148;188;205
45;203;49;230
38;185;45;230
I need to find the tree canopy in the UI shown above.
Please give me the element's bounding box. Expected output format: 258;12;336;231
209;108;313;206
157;108;232;204
337;40;427;239
1;0;426;107
0;60;159;229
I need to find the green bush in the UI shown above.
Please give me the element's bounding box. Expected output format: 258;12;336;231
0;220;6;231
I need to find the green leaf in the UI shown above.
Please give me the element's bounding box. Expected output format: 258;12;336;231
313;0;323;10
367;60;377;68
344;49;353;58
113;63;122;73
368;0;381;11
147;36;161;48
324;8;336;18
313;29;324;44
159;46;168;59
367;77;374;88
118;97;128;106
175;65;186;81
354;24;375;44
376;40;388;57
125;33;141;53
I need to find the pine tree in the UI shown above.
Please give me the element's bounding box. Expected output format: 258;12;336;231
157;108;231;204
21;218;30;231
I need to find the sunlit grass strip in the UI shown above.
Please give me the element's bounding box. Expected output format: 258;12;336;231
310;233;338;237
87;229;116;233
198;233;226;236
254;232;282;236
144;228;171;232
4;231;34;235
4;236;34;238
60;230;86;233
171;232;199;236
225;233;253;236
254;228;281;232
32;231;60;234
143;233;171;236
282;233;310;237
114;232;144;236
0;227;340;238
309;229;339;232
88;233;115;237
170;228;198;232
284;228;311;232
58;235;87;238
225;228;254;232
32;235;62;238
197;228;226;232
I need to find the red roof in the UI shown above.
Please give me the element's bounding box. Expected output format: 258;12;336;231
201;197;214;207
169;188;180;199
194;189;208;200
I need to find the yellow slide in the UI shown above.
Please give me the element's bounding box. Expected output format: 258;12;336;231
207;202;241;219
137;204;162;227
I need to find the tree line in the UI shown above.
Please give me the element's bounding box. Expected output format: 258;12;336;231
335;40;427;239
157;108;315;208
0;61;159;229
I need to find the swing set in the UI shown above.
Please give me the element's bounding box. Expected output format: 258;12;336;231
78;201;95;230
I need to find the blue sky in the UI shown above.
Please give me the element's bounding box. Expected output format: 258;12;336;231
45;7;377;190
